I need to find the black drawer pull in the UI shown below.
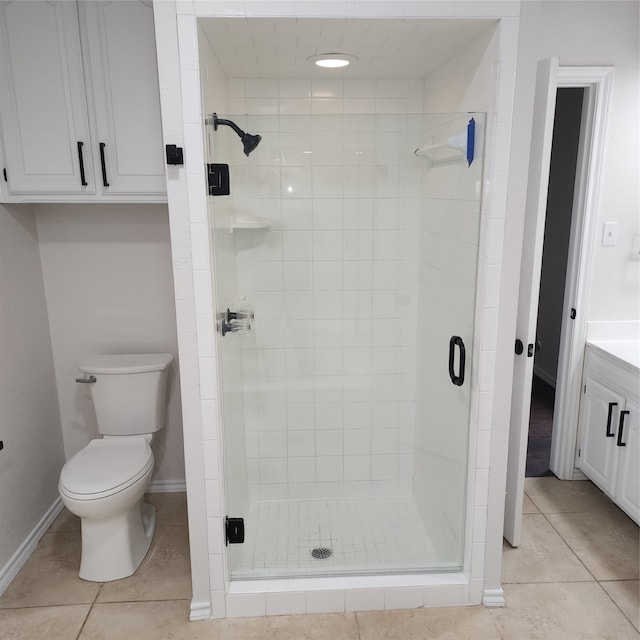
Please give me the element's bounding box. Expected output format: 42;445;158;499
617;410;629;447
99;142;109;187
448;336;466;387
77;141;88;186
606;402;617;437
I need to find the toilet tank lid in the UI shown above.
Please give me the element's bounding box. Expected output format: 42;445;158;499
79;353;174;375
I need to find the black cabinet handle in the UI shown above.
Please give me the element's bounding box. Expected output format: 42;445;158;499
606;402;617;437
77;141;87;186
99;142;109;187
449;336;466;387
617;410;629;447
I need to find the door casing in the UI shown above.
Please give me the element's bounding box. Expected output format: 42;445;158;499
504;62;613;547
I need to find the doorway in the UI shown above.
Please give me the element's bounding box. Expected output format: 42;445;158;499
504;62;613;547
526;88;585;478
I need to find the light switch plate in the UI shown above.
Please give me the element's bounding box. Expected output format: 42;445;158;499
602;222;618;246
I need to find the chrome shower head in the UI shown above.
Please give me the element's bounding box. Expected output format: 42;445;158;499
210;113;262;156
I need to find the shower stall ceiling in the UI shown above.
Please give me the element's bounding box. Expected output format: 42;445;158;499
198;18;498;579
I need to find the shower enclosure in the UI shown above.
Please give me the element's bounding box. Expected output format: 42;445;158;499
207;111;484;579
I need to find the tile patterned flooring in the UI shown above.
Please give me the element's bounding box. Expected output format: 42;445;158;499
234;497;440;577
0;478;638;639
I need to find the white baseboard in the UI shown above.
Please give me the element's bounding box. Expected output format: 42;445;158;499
483;587;505;607
148;479;186;493
0;497;63;597
190;600;212;621
533;366;556;389
572;468;588;481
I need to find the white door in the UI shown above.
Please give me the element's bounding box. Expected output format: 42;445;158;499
615;398;640;523
503;58;559;547
80;1;166;195
0;0;94;194
576;377;623;497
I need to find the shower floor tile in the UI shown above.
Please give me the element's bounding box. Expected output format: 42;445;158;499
232;497;442;578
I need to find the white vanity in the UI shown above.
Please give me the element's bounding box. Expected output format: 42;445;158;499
577;340;640;524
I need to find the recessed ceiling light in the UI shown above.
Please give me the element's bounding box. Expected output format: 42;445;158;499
306;53;358;69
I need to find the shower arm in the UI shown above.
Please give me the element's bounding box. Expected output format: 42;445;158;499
209;113;245;138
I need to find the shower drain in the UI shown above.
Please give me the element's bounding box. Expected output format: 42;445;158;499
311;547;332;560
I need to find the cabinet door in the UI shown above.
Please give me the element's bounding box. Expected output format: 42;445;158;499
80;1;166;195
0;1;94;194
577;377;624;498
615;398;639;524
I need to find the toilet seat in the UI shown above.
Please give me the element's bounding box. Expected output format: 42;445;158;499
60;437;153;501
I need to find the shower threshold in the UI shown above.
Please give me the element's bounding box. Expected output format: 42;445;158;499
231;496;456;579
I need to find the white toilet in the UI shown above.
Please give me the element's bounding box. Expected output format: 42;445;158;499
59;353;174;582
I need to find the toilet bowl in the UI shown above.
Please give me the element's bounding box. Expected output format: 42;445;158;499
59;436;156;582
59;353;173;582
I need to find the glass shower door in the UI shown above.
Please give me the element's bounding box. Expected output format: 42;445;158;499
413;113;484;566
209;111;484;579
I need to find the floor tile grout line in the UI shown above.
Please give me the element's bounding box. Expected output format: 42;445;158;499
522;489;543;514
0;602;97;611
517;510;598;583
501;578;599;586
593;579;640;632
540;506;611;585
525;484;638;586
522;483;640;628
74;583;103;640
92;597;192;605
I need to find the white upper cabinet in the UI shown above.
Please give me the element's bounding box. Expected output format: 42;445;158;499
0;1;95;195
0;0;166;201
79;1;165;196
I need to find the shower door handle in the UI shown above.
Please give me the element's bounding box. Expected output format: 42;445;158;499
449;336;466;387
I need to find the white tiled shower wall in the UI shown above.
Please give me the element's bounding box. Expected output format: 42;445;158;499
211;77;431;502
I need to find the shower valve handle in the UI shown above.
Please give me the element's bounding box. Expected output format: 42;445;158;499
218;308;254;336
227;308;254;322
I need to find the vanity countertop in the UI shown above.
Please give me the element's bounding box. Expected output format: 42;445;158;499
586;339;640;373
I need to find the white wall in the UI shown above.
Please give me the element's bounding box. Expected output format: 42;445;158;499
0;204;65;573
531;1;639;325
35;204;185;487
490;0;640;595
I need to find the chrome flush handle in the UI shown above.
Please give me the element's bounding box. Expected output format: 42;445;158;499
75;376;97;384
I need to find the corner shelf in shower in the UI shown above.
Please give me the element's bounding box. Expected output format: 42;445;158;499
229;215;271;234
413;117;477;167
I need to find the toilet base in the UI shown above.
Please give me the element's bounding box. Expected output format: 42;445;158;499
79;501;156;582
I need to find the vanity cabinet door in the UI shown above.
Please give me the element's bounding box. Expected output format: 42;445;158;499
0;0;95;194
79;1;166;196
577;377;624;498
614;398;639;524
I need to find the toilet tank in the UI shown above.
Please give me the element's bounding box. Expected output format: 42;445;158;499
78;354;174;436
